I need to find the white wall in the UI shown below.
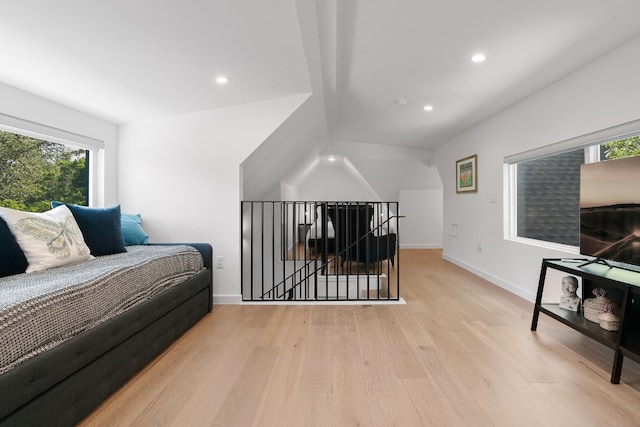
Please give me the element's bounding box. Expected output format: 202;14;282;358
117;95;307;303
399;189;443;248
350;158;440;201
288;140;444;248
0;82;118;206
241;93;326;201
296;157;379;201
348;155;443;248
434;35;640;302
289;156;444;249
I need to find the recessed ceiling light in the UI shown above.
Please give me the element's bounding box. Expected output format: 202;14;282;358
215;76;230;84
328;156;336;162
471;53;486;63
423;105;434;111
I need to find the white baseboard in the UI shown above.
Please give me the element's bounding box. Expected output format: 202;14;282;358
441;253;536;302
400;244;442;249
213;294;243;304
241;298;407;306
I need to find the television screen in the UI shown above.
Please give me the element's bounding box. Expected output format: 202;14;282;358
580;155;640;267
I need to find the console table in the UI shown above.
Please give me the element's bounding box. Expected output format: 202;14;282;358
531;258;640;383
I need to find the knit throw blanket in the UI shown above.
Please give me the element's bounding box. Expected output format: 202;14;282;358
0;245;204;374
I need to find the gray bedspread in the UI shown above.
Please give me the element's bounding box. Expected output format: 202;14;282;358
0;245;204;375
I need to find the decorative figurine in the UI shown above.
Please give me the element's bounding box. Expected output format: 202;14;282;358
559;275;580;312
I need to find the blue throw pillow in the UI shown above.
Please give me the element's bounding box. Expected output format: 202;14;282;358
52;202;126;256
0;217;28;277
121;212;149;245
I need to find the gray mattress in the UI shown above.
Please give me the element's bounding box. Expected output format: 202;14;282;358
0;245;204;375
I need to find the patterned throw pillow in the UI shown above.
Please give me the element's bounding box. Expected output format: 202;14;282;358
0;205;94;273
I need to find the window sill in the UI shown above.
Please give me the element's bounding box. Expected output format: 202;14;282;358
506;236;579;254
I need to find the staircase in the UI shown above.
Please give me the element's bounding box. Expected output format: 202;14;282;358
241;201;400;302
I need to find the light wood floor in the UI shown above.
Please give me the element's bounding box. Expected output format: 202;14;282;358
81;249;640;426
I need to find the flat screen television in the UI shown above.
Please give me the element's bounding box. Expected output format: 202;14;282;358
580;155;640;269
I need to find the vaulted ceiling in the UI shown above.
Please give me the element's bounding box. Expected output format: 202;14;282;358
2;0;640;149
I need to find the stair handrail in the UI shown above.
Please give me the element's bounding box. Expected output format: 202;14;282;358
260;209;403;300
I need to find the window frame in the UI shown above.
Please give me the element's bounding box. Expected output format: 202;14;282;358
0;112;104;207
504;118;640;250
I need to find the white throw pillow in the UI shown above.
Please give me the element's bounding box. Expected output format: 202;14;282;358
0;205;94;273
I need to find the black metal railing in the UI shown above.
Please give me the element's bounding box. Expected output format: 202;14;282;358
241;201;400;302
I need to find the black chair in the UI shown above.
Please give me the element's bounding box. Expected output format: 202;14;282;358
326;203;396;269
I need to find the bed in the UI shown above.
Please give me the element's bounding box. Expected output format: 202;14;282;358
0;204;213;426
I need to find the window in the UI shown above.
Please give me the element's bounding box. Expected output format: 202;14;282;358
0;130;88;212
506;120;640;249
0;112;104;213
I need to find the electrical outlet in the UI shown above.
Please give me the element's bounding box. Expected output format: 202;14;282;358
216;256;224;269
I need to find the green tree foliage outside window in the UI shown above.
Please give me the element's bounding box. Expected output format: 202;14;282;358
604;135;640;160
0;130;87;213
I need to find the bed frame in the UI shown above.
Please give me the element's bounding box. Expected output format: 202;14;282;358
0;243;213;426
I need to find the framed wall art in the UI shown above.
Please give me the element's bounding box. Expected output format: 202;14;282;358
456;154;477;193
